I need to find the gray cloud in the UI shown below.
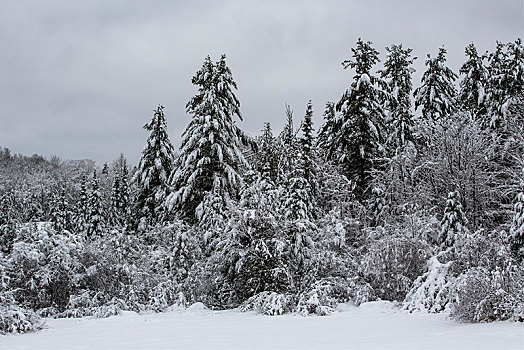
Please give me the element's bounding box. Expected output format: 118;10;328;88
0;0;522;165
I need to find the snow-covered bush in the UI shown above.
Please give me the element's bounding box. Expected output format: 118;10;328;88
451;265;524;322
0;291;42;334
147;280;187;312
403;253;454;313
240;291;295;316
296;277;353;316
58;290;127;318
7;225;83;312
361;234;430;301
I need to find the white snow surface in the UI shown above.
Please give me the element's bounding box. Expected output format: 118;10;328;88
2;302;522;350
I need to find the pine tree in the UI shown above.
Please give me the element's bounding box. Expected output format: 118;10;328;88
75;174;89;234
258;122;279;182
87;170;105;237
300;100;316;184
133;105;175;227
108;173;121;227
485;39;524;128
317;101;336;154
51;190;73;232
327;38;389;197
379;44;417;149
510;173;524;261
283;155;315;272
458;43;489;119
118;158;131;230
219;170;291;300
439;190;468;248
277;104;299;184
166;55;249;222
414;47;458;124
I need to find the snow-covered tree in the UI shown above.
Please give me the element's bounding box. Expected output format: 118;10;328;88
439;190;468;248
108;174;122;228
327;38;389;197
379;44;417;149
414;47;458;124
458;43;489;119
75;174;89;234
317;101;336;154
166;55;249;222
510;173;524;260
258;122;279;182
277;104;299;184
118;159;131;230
217;170;291;300
282;155;315;273
299;101;316;185
87;171;105;237
133;105;175;227
50;190;73;232
485;39;524;128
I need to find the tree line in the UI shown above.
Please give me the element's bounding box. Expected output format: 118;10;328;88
0;38;523;334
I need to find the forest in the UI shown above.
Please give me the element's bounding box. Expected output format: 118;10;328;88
1;38;523;334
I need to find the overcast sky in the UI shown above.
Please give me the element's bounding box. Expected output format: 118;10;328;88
1;0;522;165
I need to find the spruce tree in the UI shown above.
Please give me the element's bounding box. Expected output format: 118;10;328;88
328;38;389;197
485;39;524;128
219;170;290;300
75;174;89;234
317;101;336;154
258;122;279;182
119;158;131;230
108;173;121;227
379;44;417;149
51;190;73;232
414;47;458;124
87;170;105;237
166;55;249;222
300;100;316;184
133;105;175;227
282;155;315;273
439;190;468;248
277;104;299;184
458;43;489;119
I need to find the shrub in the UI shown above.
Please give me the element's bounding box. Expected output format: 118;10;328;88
361;234;430;301
451;265;524;322
240;291;295;315
0;291;42;334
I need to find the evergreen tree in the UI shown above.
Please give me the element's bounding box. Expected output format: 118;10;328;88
510;173;524;261
277;104;299;184
282;155;315;273
166;55;249;222
299;100;316;184
485;39;524;128
458;43;489;119
414;47;458;123
258;122;279;182
118;158;131;230
75;174;89;234
50;190;73;232
317;101;336;154
219;170;292;300
87;170;105;237
327;38;389;197
108;173;122;227
133;105;175;227
379;44;417;149
439;190;468;248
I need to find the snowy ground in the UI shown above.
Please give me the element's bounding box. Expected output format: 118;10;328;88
2;302;522;350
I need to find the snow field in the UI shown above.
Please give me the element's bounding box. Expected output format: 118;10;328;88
2;302;522;350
